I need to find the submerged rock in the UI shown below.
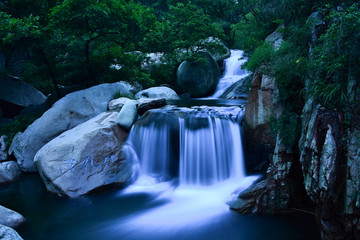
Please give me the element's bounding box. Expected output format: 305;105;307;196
0;161;21;183
34;112;131;198
0;206;25;228
9;82;132;172
0;224;23;240
135;86;180;100
177;52;220;98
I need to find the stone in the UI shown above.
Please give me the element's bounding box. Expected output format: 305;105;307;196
138;98;167;116
299;106;343;203
116;100;138;130
9;82;132;172
177;52;221;98
108;97;131;112
0;206;25;228
0;135;7;161
0;77;47;107
0;225;23;240
34;112;131;198
265;25;284;50
0;161;21;183
135;87;180;100
243;72;281;172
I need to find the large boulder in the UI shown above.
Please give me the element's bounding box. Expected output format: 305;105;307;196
34;112;131;197
177;52;221;98
0;77;47;107
0;225;23;240
0;206;25;228
9;82;132;172
135;87;180;100
0;161;21;183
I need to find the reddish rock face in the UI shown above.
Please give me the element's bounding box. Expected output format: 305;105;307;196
243;72;281;172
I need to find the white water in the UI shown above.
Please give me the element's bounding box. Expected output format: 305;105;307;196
119;50;257;232
208;50;249;98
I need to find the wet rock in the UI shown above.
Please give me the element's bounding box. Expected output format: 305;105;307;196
0;161;21;183
34;112;131;198
138;98;167;116
135;87;180;100
229;134;294;214
0;224;23;240
9;82;132;172
0;206;25;228
177;52;221;98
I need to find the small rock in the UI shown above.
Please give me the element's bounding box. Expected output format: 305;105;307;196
0;161;21;183
0;206;25;228
108;97;131;112
117;100;138;130
0;224;23;240
135;87;180;100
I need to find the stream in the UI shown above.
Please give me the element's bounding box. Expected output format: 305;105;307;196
0;50;320;240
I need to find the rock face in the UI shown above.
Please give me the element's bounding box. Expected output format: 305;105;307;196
135;87;180;100
9;82;132;172
298;98;360;239
34;112;131;198
116;100;138;130
0;225;23;240
0;77;47;107
0;206;25;228
177;52;221;98
138;98;167;116
0;161;21;183
229;134;295;213
243;73;281;172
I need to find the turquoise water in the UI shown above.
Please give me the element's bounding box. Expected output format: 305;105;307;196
1;174;320;240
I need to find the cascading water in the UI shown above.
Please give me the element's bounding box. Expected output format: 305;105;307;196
208;50;249;98
119;50;258;231
124;106;247;186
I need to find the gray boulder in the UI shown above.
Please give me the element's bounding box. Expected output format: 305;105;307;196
9;82;132;172
34;112;131;198
117;100;138;130
0;135;7;161
0;161;21;183
0;206;25;228
0;225;23;240
135;87;180;100
177;52;220;98
0;77;47;107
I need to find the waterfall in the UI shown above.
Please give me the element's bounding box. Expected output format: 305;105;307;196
124;106;246;186
209;50;249;98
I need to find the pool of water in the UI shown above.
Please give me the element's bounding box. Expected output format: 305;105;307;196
1;174;320;240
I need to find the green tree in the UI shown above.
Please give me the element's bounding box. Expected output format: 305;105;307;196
49;0;156;86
